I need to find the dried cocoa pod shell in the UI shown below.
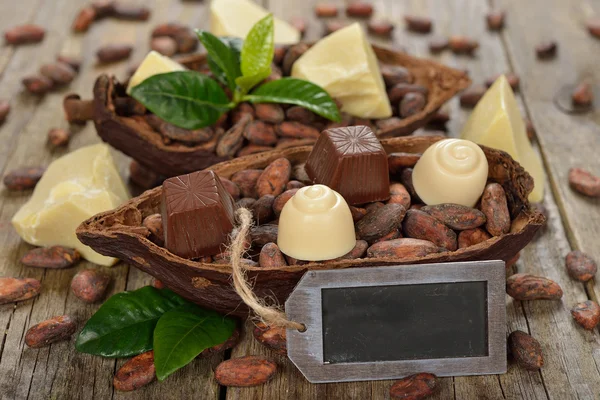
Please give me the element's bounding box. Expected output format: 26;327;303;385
21;246;81;269
255;103;285;124
273;188;299;216
244;121;278;146
565;250;597;282
508;330;543;371
251;195;276;224
388;152;421;173
421;203;486;231
0;277;41;304
259;243;288;268
40;62;77;85
356;204;407;243
402;209;458;251
569;168;600;197
71;269;112;303
25;315;77;348
275;138;317;150
256;158;292;198
250;225;279;247
237;145;273;157
253;322;287;355
282;43;309;75
506;273;563;300
276;121;320;140
232;169;263;199
3;166;45;191
390;372;438;400
481;183;511;236
215;356;277;387
458;228;492;249
4;24;45;45
113;351;156;392
217;113;252;157
143;214;164;245
72;7;97;33
571;300;600;330
388;183;411;210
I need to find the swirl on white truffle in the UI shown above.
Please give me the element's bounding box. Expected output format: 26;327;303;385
435;139;485;176
292;185;340;213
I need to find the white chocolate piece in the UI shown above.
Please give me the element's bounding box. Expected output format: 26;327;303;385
277;185;356;261
12;144;130;266
126;51;186;95
412;139;488;207
461;75;544;202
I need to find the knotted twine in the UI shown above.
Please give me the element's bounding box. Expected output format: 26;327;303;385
229;208;305;331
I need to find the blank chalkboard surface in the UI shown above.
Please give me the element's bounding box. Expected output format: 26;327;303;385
321;282;488;364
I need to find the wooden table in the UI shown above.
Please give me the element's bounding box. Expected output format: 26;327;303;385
1;0;599;399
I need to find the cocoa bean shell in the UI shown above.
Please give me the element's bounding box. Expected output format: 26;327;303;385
402;209;458;251
25;315;76;348
286;180;305;190
215;356;277;387
113;351;156;391
346;1;373;18
21;246;81;269
506;273;563;300
508;330;543;371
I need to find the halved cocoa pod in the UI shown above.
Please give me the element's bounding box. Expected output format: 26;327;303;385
77;137;544;317
91;47;470;177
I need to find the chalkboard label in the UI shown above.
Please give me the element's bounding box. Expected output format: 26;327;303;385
285;261;506;383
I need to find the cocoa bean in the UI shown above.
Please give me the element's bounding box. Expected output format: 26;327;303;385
22;75;53;95
151;22;187;38
244;121;278;146
275;138;317;150
569;168;600;197
402;209;457;251
255;103;285;124
153;279;164;289
232;169;263;199
91;0;116;18
324;20;350;36
458;228;491;249
388;183;411;209
143;214;164;245
3;166;45;191
282;43;309;76
237;197;257;209
0;99;10;124
388;152;421;173
506;252;521;269
485;73;519;91
97;44;133;63
286;255;309;266
4;24;45;45
259;243;287;268
215;356;277;387
448;35;479;55
251;195;276;224
160;122;212;144
199;325;241;357
113;4;150;21
388;83;428;104
481;183;511;236
368;19;395;38
421;203;486;230
587;18;600;39
256;158;292;197
0;277;41;304
63;94;94;124
380;65;413;87
323;240;368;262
349;206;367;222
535;41;557;59
286;180;305;190
374;229;402;243
250;225;278;246
277;122;320;140
25;315;76;348
72;7;97;33
114;351;156;391
237;145;273;157
285;106;316;123
273;188;299;216
571;82;594;107
346;1;373;18
367;238;442;259
486;10;506;31
565;250;597;282
508;330;543;371
151;36;178;57
175;31;198;54
571;300;600;330
365;201;385;214
459;85;486;108
525;119;536;141
56;55;81;73
399;92;426;118
129;160;161;189
71;269;111;303
218;177;240;200
253;322;287;355
21;246;80;269
356;203;406;243
314;4;338;17
404;15;432;33
390;372;437;400
217;113;253;157
273;46;288;65
114;97;146;116
289;16;306;37
47;128;70;147
428;36;449;53
506;273;563;300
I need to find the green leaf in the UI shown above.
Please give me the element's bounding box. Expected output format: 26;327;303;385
245;78;341;122
130;71;231;130
207;37;243;87
235;66;272;95
196;30;242;90
153;304;237;381
76;287;188;358
240;14;274;82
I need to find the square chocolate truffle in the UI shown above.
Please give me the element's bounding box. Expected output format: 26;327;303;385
305;126;390;205
161;170;237;259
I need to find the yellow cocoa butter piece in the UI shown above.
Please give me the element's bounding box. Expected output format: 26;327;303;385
126;51;186;95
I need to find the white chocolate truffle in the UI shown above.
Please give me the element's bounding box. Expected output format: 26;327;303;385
277;185;356;261
412;139;488;207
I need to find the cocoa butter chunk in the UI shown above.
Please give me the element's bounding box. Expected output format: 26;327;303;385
25;315;77;348
565;250;597;282
481;183;510;236
508;330;543;371
215;355;277;387
506;273;563;300
390;373;438;400
0;277;41;305
367;238;443;258
421;204;486;230
21;246;81;269
253;322;287;355
571;300;600;330
114;351;156;391
356;204;406;243
402;210;457;251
